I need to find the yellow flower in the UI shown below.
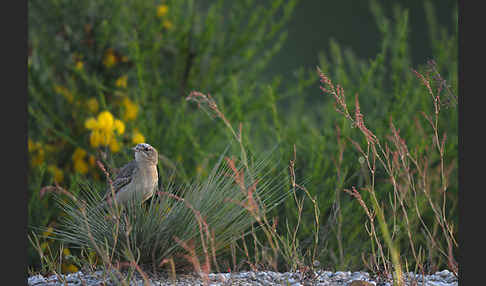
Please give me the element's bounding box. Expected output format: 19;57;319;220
89;130;102;147
72;148;89;174
122;97;138;121
84;117;98;129
103;48;117;68
157;4;169;17
63;248;71;257
97;111;115;131
100;131;113;146
74;159;89;174
88;155;96;167
72;148;87;161
62;264;79;273
115;75;128;88
75;61;84;71
132;130;145;144
47;164;64;183
86;98;99;113
163;20;173;30
85;111;124;149
114;119;125;135
109;139;121;153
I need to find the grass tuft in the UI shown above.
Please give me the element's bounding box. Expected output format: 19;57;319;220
46;146;291;276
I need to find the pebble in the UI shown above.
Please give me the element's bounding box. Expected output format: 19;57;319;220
27;269;458;286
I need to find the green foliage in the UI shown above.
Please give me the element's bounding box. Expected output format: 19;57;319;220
28;0;458;275
307;0;458;271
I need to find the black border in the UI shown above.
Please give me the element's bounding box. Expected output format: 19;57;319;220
457;0;463;282
20;0;465;284
4;0;27;283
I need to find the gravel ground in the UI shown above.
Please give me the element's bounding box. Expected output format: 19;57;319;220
28;269;457;286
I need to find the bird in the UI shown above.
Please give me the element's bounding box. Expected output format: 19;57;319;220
97;143;159;210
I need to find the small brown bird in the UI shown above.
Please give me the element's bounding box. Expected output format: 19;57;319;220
99;143;159;209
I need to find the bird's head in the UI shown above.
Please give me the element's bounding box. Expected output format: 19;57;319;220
133;143;158;165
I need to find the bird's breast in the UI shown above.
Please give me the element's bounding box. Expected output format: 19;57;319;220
135;164;158;192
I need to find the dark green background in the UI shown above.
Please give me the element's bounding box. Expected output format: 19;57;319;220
266;0;456;79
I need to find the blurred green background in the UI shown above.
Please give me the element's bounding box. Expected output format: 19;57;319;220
28;0;458;274
268;0;456;75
